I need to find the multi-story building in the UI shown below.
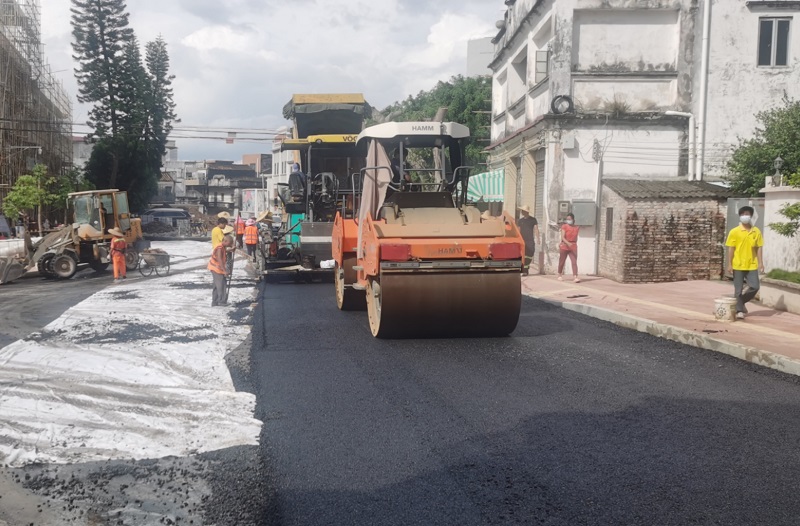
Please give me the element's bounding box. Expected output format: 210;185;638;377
467;37;494;77
182;160;258;213
0;0;72;204
486;0;798;279
261;131;298;213
72;137;93;171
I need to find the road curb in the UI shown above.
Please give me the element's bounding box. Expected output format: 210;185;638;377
534;296;800;377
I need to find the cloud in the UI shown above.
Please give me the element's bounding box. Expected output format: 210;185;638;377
42;0;500;161
182;25;258;53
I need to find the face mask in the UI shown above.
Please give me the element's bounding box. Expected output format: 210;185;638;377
740;215;752;225
566;219;574;225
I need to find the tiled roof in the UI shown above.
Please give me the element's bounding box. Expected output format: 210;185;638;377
604;179;735;200
159;172;174;183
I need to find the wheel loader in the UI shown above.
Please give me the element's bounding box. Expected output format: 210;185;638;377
332;121;525;338
0;189;149;283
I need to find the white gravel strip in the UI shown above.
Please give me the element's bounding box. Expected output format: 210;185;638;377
0;241;262;467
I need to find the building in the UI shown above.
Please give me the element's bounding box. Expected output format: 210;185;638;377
486;0;799;279
0;0;72;204
466;37;494;77
156;172;176;204
599;179;732;283
242;153;273;177
72;136;92;171
182;160;258;214
259;131;298;213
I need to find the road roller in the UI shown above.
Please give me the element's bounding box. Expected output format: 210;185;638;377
332;121;525;338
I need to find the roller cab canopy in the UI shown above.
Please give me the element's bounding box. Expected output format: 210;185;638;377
283;94;372;138
356;122;470;148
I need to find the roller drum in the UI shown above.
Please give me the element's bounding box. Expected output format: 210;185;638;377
336;255;367;311
367;271;521;338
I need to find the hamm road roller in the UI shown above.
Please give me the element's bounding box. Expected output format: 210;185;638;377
332;121;525;338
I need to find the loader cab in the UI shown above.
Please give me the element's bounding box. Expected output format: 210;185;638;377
69;190;133;240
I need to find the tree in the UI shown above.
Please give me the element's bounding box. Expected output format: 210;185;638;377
145;36;177;162
769;169;800;237
71;0;134;140
727;96;800;197
376;75;492;170
2;165;57;230
71;1;177;212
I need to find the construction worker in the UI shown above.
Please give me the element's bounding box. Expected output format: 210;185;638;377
212;212;231;247
108;227;128;282
235;216;246;249
244;218;259;260
209;234;232;306
212;217;228;248
222;225;235;274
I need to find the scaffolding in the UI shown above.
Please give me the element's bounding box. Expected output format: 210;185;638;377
0;0;72;205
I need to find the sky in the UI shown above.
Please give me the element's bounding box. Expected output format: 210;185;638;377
42;0;503;163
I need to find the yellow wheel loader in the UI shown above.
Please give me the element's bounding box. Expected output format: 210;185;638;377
0;189;149;283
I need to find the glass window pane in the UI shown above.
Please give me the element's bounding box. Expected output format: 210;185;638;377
776;20;790;66
759;19;774;66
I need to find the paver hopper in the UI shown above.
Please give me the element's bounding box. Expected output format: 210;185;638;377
332;122;524;338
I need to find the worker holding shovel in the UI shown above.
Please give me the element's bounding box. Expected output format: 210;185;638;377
109;227;128;282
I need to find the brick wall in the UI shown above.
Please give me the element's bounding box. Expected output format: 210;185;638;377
598;188;628;281
618;197;727;283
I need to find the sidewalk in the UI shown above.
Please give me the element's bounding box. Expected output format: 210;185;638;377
522;275;800;376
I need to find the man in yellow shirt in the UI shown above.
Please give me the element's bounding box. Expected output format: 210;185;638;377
725;206;764;320
211;217;228;247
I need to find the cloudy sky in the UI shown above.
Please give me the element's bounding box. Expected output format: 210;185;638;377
42;0;503;162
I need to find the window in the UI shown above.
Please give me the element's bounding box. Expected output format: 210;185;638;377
605;208;614;241
534;50;549;85
758;18;791;67
508;48;528;103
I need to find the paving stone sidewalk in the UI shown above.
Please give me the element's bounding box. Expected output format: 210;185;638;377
522;275;800;375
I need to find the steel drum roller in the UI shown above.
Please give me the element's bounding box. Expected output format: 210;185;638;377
366;271;521;338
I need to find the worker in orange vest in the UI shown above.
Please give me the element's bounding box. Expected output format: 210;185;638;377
244;218;259;260
235;216;245;249
209;234;233;306
108;227;128;282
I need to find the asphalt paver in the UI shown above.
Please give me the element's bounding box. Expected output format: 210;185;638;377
249;282;800;526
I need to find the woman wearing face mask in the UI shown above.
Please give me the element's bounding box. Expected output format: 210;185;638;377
558;213;580;283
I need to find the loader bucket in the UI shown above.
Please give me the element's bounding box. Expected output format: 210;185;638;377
0;256;25;284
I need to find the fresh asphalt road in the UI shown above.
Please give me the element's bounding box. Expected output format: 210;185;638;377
0;266;109;348
251;282;800;526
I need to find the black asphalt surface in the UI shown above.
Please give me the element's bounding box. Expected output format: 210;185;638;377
0;266;109;348
249;282;800;526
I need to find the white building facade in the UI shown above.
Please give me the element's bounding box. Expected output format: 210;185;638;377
262;132;298;213
487;0;800;275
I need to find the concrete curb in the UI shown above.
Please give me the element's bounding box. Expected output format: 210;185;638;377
536;296;800;377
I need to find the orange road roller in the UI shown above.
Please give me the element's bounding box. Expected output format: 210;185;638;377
332;121;525;338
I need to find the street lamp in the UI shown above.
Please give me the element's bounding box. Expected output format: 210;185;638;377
773;156;785;187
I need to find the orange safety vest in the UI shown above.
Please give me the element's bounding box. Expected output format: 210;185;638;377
244;225;258;245
236;220;246;235
207;245;227;274
111;237;127;258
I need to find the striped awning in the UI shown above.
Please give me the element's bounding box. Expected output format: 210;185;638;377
467;169;505;203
